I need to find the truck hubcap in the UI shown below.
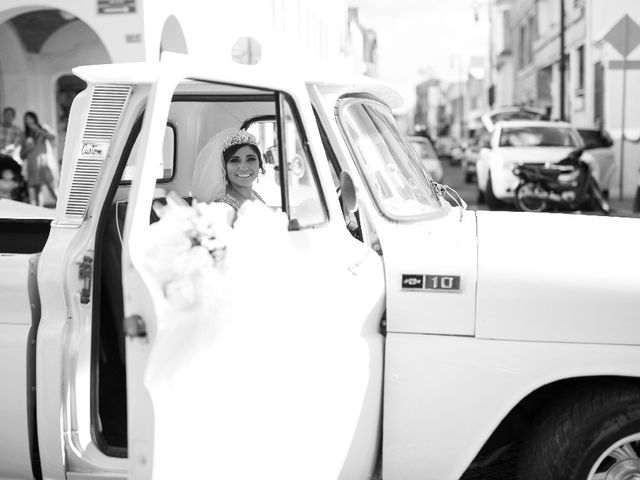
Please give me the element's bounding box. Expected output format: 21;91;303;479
588;434;640;480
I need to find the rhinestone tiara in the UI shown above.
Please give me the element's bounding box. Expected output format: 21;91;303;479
222;130;258;153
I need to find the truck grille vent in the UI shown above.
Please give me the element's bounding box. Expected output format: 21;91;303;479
65;84;131;219
65;159;103;217
82;85;131;141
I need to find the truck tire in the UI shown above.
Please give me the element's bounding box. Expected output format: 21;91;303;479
485;174;502;210
517;383;640;480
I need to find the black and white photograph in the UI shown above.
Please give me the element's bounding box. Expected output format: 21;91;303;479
1;0;640;479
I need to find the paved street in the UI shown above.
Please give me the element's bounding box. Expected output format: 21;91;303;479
439;158;483;211
438;157;640;217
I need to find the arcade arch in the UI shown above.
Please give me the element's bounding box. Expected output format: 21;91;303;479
0;7;111;161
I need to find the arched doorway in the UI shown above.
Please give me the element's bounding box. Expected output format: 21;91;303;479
0;8;111;163
55;74;87;161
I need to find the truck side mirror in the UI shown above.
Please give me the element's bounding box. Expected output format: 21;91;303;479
339;171;358;214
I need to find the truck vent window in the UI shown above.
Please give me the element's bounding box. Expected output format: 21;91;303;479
65;85;131;219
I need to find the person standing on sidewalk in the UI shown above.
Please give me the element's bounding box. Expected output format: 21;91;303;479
0;107;23;160
20;111;58;206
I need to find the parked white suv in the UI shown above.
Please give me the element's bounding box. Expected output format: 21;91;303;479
476;120;598;209
1;56;639;480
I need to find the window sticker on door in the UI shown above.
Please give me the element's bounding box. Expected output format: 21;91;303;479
401;274;461;292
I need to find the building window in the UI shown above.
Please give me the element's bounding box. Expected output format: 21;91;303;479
577;45;585;91
594;61;604;124
530;12;537;41
527;17;534;61
519;25;526;68
502;11;511;51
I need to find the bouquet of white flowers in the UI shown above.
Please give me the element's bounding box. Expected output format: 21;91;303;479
141;192;235;310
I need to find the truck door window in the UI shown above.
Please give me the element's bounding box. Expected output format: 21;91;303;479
120;123;175;183
279;97;327;229
246;119;282;209
246;100;328;230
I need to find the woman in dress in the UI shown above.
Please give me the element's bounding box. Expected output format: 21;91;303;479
20;111;57;205
192;128;265;211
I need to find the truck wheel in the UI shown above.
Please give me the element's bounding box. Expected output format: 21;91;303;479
485;174;502;210
517;384;640;480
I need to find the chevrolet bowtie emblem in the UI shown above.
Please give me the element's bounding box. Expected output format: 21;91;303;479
401;274;424;289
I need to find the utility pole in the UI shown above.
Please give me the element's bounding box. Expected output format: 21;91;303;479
458;57;464;139
488;1;494;107
559;0;566;121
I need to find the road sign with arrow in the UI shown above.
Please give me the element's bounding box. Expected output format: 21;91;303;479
603;14;640;201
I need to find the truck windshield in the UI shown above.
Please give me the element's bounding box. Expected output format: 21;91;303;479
338;98;442;220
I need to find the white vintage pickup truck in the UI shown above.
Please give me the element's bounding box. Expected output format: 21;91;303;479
2;55;640;480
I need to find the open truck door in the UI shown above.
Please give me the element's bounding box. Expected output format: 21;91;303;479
121;57;385;479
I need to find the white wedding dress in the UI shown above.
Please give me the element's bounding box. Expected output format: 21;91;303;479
140;200;373;480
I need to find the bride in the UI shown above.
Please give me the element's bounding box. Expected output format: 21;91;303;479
192;128;265;211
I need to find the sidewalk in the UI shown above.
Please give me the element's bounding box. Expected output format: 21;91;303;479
609;197;640;218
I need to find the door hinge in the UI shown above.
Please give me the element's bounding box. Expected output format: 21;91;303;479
79;255;93;304
124;314;147;339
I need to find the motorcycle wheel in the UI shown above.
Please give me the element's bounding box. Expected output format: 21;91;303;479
515;182;547;212
590;181;611;214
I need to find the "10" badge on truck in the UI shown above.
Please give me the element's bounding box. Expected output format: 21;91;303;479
401;274;461;292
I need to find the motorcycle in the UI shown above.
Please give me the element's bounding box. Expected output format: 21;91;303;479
512;147;610;214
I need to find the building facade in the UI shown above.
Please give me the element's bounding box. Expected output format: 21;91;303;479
489;0;640;197
489;0;516;108
587;0;640;199
414;79;443;138
0;0;374;162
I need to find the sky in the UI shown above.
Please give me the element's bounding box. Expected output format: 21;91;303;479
348;0;490;111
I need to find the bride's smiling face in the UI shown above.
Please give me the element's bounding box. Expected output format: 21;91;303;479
225;145;260;189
